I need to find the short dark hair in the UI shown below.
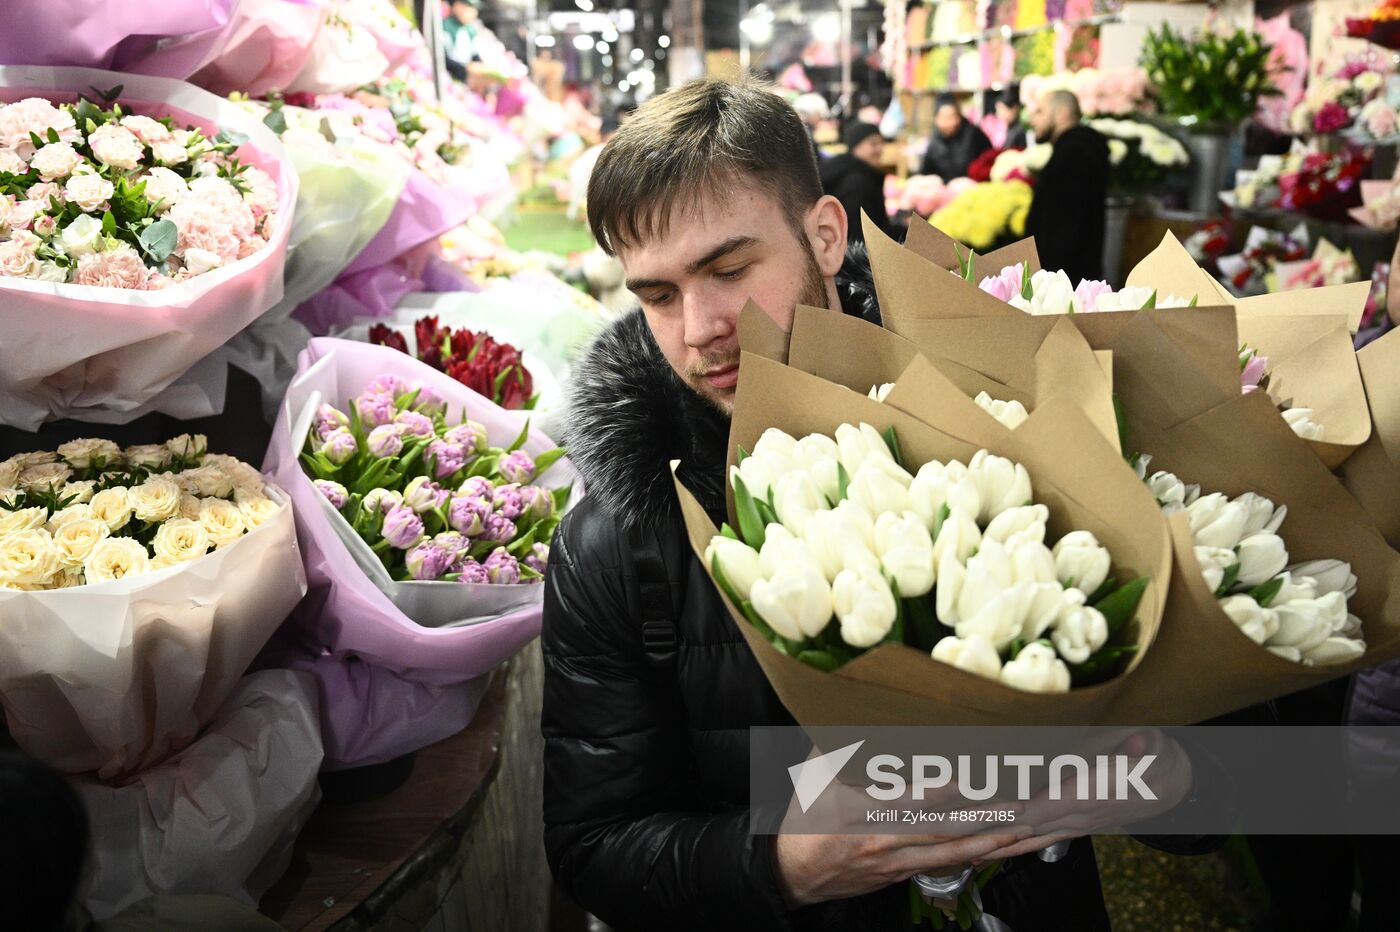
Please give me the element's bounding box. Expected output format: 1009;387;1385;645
934;93;961;113
587;79;823;256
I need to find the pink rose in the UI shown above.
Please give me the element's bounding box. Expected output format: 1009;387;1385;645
141;167;187;212
88;124;144;171
1074;279;1113;312
28;141;83;181
64;172;114;212
1314;102;1351;135
119;114;172;145
24;182;61;206
0;238;37;278
73;245;149;289
1369;106;1398;138
6;199;37;231
0;146;27;174
32;215;57;238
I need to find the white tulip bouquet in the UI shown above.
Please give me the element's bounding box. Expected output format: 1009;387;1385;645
704;422;1148;694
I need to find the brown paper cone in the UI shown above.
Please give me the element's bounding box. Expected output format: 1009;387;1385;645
1340;326;1400;548
683;350;1171;728
902;217;1043;278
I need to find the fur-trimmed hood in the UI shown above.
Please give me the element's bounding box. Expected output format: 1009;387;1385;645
562;243;880;531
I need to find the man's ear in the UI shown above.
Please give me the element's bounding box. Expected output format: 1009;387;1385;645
807;195;848;277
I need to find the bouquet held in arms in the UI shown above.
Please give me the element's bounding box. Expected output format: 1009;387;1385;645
705;423;1147;693
369;315;537;410
300;374;567;584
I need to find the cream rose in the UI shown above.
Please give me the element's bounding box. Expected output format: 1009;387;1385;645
152;518;211;567
178;493;203;520
177;465;234;498
47;568;85;589
60;480;96;503
19;462;72;492
29;141;83;180
165;433;208;460
88;487;134;532
53;518;110;566
0;507;46;535
199;498;247;548
0;528;60;586
46;503;93;530
120;114;172;144
57;437;122;470
130;475;182;523
0;459;18;489
64;172;115;213
124;444;172;469
8;452;57;469
238;495;280;528
151;139;189;166
83;537;150;583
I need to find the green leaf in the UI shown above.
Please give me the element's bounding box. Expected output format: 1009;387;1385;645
46;127;60;144
720;522;739;541
137;218;177;264
882;426;904;469
1069;644;1140;686
732;473;767;550
1020;261;1032;301
214;128;250;149
507;524;539;557
837;460;851;501
1250;575;1285;608
506;419;531;453
262;107;288;135
1112;394;1128;459
551;483;574;512
889;578;906;646
736;444;750;463
1188;293;1199;308
532;447;566;478
933;502;951;542
1086;576;1117;605
1215;562;1240;597
101;210;116;237
91;84;124;103
1008;638;1026;660
796;649;841;672
1095;577;1149;636
906;594;944;652
1139;289;1157;310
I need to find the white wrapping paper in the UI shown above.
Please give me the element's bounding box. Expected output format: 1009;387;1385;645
0;487;307;777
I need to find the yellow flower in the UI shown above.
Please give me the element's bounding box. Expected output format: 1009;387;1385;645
929;181;1034;251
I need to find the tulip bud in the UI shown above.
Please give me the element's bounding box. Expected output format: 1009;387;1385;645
1193;546;1238;595
1301;637;1365;666
363;488;402;515
932;634;1003;681
1274;571;1318;605
448;494;492;536
1235;492;1286;536
750;563;834;641
1282;407;1325;440
773;471;828;537
1187;495;1249;550
1234;533;1289;588
499;451;536;485
731;454;783;503
1000;643;1071;693
366;424;404;459
315;479;349;510
381;505;426;550
793;434;843;502
982;505;1049;545
1288;559;1358;599
909;461;982;531
869;383;895;403
1147;470;1189;510
1270;597;1334;653
804;501;880;582
753;427;800;465
1050;601;1108;665
1220;594;1279;645
1268;645;1302;663
835;422;895;475
832;564;898;647
406;541;456;580
1007;534;1057;585
973;391;1029;430
403;476;449;513
848;463;911;517
931;507;981;568
873;510;936;597
1022;582;1074;642
484;548;522;584
705;536;763;601
1052;531;1111;596
758;524;823;579
318;428;357;466
967;449;1033;523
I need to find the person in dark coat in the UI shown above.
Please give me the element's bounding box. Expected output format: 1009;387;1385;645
1025;89;1110;283
819;122;894;245
543;77;1224;932
919;95;992;180
997;88;1028;150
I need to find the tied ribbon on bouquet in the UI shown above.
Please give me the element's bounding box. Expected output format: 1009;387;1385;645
369;315;537;410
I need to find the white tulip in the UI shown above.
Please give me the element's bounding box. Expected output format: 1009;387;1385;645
957;585;1028;652
730;457;783;504
750;563;834;641
805;502;881;582
1269;597;1336;653
973;391;1030;429
1301;637;1366;666
967;450;1033;522
869;383;895;402
1000;643;1072;693
1235;492;1286;536
772;471;828;537
1021;582;1074;642
794;432;840;464
1235;533;1289;588
909;461;982;531
1288;560;1358;599
758;524;822;578
1340;614;1364;638
1051;602;1109;665
835;422;896;475
983;505;1049;545
705;536;763;601
1052;530;1111;596
1274;571;1318;605
793;434;843;503
1147;470;1190;511
1220;594;1279;645
1282;407;1325;441
932;634;1003;681
1193;546;1238;595
753;427;800;466
848;463;911;517
935;549;967;626
874;510;936;597
862;454;915;489
1007;534;1057;585
832;564;898;647
958;539;1014;611
931;507;982;567
1268;645;1303;663
1187;495;1249;550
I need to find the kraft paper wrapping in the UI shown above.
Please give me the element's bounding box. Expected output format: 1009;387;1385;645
683;348;1172;728
0;487;307;777
1340;326;1400;548
0;66;298;429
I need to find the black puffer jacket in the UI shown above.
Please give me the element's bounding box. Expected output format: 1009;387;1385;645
541;246;1213;931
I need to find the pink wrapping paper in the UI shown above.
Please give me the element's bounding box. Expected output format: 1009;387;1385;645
0;1;235;72
260;338;582;770
0;66;299;429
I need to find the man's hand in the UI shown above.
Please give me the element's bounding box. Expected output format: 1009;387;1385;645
773;829;1030;908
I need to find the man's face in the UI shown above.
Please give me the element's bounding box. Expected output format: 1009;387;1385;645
618;180;834;412
1028;100;1054;140
996;102;1020;126
852;134;884;168
451;2;476;24
935;104;962;138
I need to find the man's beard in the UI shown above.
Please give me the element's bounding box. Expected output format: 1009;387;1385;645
685;241;830;416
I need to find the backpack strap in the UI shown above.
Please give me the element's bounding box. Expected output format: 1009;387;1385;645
626;523;678;669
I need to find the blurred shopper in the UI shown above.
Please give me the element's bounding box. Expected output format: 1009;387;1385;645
919;94;992;180
819;122;895;245
442;0;479;81
997;87;1028;149
1025;89;1109;283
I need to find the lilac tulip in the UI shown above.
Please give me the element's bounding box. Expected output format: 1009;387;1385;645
493;483;526;519
364;374;405;397
448;494;492;536
525;542;550;575
366;424;404;458
484;547;521;584
499;450;536;485
481;512;517;543
458;476;494;499
1241;352;1269;394
434;531;470;556
427;440;469;479
356;391;399;429
444;421;488;458
315;403;349;440
381;505;425;549
458;559;490;584
315;480;349;509
406;541;456;580
403;476;450;513
1074;279;1113;313
395;410;435;439
410;381;446;416
320;428;358;465
520;486;555;524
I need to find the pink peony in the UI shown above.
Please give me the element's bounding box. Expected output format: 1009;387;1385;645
1074;279;1113;312
88;124;144;171
28;142;83;181
0;238;37;278
167;199;241;263
119;114;172;145
979;263;1025;303
64;172;114;213
74;246;149;289
0;98;79;158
